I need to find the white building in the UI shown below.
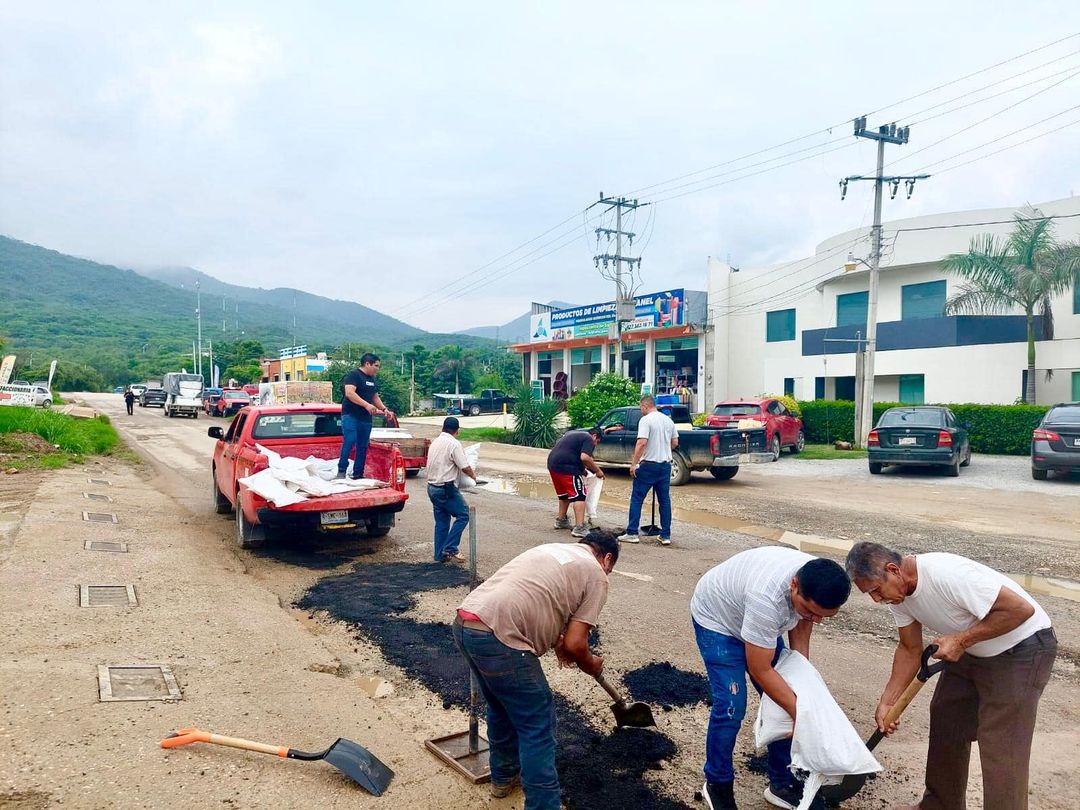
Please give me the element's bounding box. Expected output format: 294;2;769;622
707;196;1080;407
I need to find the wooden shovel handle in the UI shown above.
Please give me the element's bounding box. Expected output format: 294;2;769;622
594;673;626;707
882;676;925;728
161;727;287;758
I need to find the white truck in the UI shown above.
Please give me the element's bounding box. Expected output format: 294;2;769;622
162;372;204;419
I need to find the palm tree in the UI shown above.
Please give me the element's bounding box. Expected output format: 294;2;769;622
434;345;468;395
942;214;1080;404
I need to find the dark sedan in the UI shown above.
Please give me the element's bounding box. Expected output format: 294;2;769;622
140;387;167;408
1031;402;1080;480
868;406;971;477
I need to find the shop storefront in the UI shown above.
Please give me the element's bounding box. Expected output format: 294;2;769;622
512;288;708;410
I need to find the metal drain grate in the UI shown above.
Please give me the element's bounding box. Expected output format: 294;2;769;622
83;493;113;502
87;478;111;486
82;512;118;524
84;540;128;553
80;585;137;607
97;665;181;702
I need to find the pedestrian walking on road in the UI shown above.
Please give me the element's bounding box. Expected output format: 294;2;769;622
546;427;604;537
691;547;850;810
123;387;135;415
846;542;1056;810
336;352;388;480
617;395;678;545
453;531;618;810
426;416;475;563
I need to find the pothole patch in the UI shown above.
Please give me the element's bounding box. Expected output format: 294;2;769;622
97;665;181;702
83;492;113;502
82;511;118;524
79;585;138;607
84;540;128;553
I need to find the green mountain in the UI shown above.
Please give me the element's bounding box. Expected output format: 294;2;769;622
0;235;493;386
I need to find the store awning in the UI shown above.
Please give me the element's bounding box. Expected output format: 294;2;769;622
510;324;701;353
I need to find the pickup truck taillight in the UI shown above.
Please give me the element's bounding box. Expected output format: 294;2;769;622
394;457;406;487
710;432;720;456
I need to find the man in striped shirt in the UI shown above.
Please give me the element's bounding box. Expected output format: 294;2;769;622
690;546;851;810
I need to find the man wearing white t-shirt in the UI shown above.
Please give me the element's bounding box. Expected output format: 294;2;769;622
617;395;679;546
846;542;1056;810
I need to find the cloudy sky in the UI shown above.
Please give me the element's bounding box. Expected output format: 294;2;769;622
3;2;1080;333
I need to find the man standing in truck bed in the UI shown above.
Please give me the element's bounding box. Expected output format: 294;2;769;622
337;352;388;480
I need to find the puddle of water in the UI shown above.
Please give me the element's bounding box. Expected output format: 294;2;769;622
478;477;1080;604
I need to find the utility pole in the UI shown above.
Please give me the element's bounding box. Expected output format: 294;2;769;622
195;280;202;378
840;117;929;446
409;359;415;414
593;193;648;377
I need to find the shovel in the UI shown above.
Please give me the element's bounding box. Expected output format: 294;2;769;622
640;490;661;537
819;644;947;804
161;727;394;796
594;673;657;728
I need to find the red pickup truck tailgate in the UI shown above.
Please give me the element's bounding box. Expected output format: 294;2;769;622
263;486;408;513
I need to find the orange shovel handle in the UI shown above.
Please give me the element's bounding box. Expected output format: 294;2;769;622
160;727;287;757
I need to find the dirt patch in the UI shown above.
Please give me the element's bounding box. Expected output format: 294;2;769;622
624;662;711;709
0;432;56;455
297;561;692;809
252;535;379;570
0;790;53;809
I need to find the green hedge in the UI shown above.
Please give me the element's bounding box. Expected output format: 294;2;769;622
0;406;119;455
796;400;1048;455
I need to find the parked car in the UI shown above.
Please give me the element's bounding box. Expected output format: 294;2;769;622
214;389;251;417
208;404;409;547
129;384;148;397
372;412;430;477
591;405;771;485
31;385;52;408
203;388;224;414
656;404;694;428
241;383;260;397
140;387;168;408
868;406;971;477
1031;402;1080;480
704;398;805;461
436;389;515;416
113;386;125;394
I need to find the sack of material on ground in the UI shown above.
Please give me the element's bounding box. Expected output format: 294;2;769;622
753;649;882;809
458;443;480;489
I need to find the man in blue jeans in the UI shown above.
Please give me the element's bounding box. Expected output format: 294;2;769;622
690;547;851;810
337;353;388;480
453;531;618;810
618;395;678;546
425;417;476;562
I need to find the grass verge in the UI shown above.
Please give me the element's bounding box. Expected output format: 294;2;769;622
794;443;868;460
456;427;513;444
0;405;122;469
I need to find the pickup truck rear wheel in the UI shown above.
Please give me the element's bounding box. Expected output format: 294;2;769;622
670;453;691;486
212;470;231;514
469;404;481;416
235;501;267;549
709;467;738;481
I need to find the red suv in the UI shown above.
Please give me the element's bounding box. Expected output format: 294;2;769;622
705;398;805;461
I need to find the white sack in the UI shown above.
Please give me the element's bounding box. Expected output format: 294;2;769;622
238;443;387;508
753;649;881;810
585;472;603;519
458;443;481;490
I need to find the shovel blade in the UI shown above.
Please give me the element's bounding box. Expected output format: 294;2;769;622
611;700;656;729
322;738;395;796
818;773;869;804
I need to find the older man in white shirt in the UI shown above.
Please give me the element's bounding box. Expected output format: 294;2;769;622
426;416;476;563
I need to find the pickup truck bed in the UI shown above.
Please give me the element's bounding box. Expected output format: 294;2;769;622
209;405;409;548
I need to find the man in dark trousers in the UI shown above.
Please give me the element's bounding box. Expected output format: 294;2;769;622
425;416;476;563
123;387;135;415
336;352;388;480
846;541;1056;810
546;427;604;537
454;531;618;810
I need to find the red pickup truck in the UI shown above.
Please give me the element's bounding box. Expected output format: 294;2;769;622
208;404;409;548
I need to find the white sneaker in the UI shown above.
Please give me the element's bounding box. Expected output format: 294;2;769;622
571;524;589;538
617;532;640;544
658;537;671;546
553;517;572;530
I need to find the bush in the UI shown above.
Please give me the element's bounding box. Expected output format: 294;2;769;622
796;400;1048;455
472;372;511;395
765;393;802;418
0;406;119;455
692;412;708;427
510;383;561;448
566;373;640;428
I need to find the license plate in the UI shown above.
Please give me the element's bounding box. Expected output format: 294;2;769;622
897;436;917;446
1074;439;1080;447
320;510;349;525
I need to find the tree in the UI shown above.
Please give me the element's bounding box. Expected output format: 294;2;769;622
433;345;470;395
566;372;640;427
943;214;1080;404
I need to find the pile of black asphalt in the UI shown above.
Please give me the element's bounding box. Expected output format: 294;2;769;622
297;561;691;809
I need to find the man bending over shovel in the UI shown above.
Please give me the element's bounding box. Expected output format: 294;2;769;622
690;547;851;810
846;542;1056;810
453;531;618;810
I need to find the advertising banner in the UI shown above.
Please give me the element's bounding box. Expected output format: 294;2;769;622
47;359;58;391
0;355;15;385
529;290;685;343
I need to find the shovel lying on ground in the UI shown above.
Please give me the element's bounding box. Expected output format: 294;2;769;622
594;673;657;728
161;727;394;796
819;644;947;804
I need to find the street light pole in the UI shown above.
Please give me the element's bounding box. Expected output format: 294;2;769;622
195;280;202;379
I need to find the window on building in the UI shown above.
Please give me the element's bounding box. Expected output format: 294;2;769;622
899;374;925;404
1072;370;1080;401
902;280;946;320
836;292;868;328
784;377;795;397
1074;273;1080;314
835;376;856;401
766;308;796;342
814;377;825;400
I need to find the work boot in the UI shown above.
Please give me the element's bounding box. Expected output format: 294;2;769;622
333;471;346;480
571;524;589;538
617;532;640;543
441;552;467;564
490;775;520;798
553;516;572;530
702;781;737;810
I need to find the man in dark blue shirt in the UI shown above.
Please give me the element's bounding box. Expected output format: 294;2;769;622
337;352;389;480
546;428;603;537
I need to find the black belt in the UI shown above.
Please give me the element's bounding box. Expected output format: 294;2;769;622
428;481;456;487
1003;627;1056;655
639;460;669;465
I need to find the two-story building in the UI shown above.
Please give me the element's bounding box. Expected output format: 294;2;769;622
708;196;1080;406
